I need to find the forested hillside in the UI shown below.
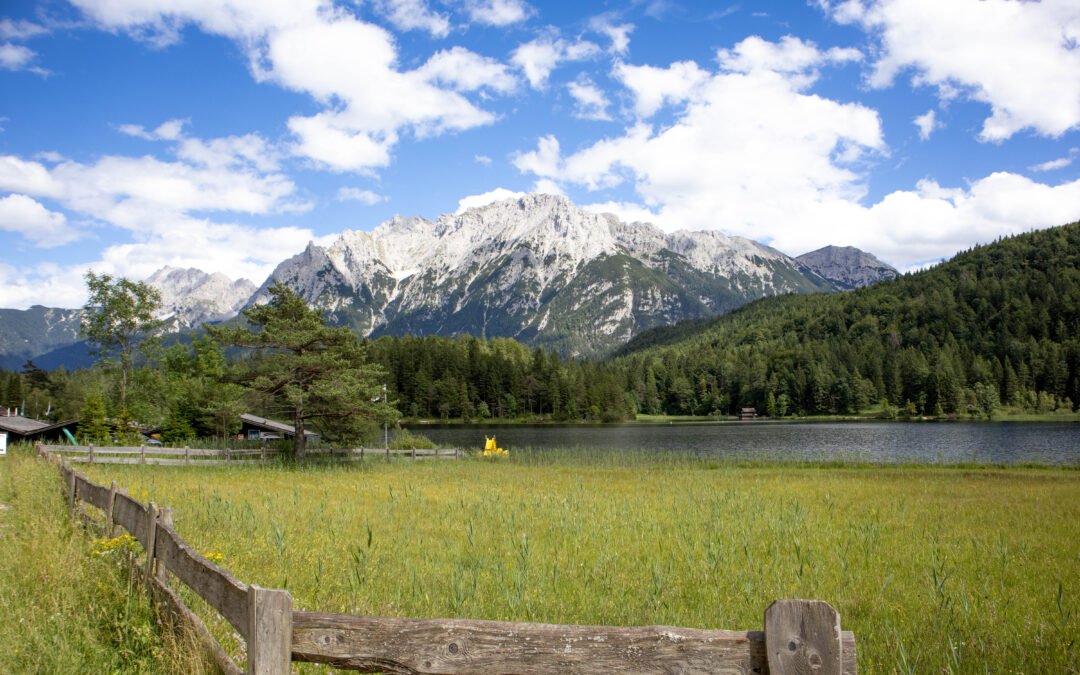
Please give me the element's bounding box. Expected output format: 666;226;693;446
615;222;1080;417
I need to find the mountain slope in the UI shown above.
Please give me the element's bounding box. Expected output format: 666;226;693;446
613;222;1080;416
0;306;83;370
796;245;898;290
257;194;835;357
146;267;256;329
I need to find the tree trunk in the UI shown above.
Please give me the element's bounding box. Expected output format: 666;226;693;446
294;410;307;460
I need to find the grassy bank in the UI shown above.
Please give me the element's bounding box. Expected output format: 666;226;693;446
75;451;1080;673
0;446;211;673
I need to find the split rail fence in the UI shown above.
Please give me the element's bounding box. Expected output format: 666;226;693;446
46;444;461;465
37;442;857;675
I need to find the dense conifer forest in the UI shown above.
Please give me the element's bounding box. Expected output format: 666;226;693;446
2;221;1077;438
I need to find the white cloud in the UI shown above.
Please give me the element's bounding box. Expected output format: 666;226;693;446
821;0;1080;141
0;43;40;72
70;1;508;173
474;154;493;166
511;33;601;89
455;187;526;214
1030;148;1078;173
373;0;450;37
531;178;565;197
464;0;534;27
417;46;517;93
615;60;710;118
337;187;386;205
118;117;189;141
581;200;657;225
566;76;611;121
913;109;938;140
590;18;633;55
0;142;319;308
0;193;76;247
0;19;49;40
717;35;861;76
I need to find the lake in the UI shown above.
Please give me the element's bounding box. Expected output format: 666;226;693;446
406;421;1080;465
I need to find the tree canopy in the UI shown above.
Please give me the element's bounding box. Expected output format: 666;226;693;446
207;282;397;457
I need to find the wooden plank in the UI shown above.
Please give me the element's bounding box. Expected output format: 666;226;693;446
765;600;842;675
156;507;173;588
154;523;250;639
292;613;767;674
248;586;292;675
113;492;149;548
76;474;111;511
149;574;243;675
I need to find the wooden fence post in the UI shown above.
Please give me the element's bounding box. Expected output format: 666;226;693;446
184;445;190;465
157;506;173;588
88;444;94;464
145;502;158;587
140;445;146;465
765;599;842;675
106;481;118;536
247;585;292;675
67;468;77;519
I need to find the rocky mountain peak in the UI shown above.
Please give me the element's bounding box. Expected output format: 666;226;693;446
795;245;898;290
146;266;256;327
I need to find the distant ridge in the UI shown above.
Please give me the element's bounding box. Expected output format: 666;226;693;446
796;245;898;290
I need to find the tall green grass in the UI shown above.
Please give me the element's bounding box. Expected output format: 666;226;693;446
0;445;212;674
78;454;1080;673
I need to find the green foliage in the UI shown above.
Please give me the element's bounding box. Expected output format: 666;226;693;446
612;222;1080;418
0;447;211;673
80;271;162;411
208;283;398;457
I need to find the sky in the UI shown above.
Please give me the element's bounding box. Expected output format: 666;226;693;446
1;0;1078;310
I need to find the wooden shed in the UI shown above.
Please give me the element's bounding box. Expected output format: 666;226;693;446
738;407;757;421
239;413;319;443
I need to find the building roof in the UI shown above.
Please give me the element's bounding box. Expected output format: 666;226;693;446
0;416;78;438
239;413;318;438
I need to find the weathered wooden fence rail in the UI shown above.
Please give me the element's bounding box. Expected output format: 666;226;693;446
37;443;857;674
43;444;462;466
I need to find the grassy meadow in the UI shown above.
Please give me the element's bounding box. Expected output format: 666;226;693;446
64;450;1079;674
0;446;213;674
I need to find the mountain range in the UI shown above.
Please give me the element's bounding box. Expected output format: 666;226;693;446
0;194;897;368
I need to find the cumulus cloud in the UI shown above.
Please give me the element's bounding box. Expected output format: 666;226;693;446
417;46;517;93
913;109;938;140
566;75;612;121
589;17;633;54
463;0;534;27
70;0;511;173
0;43;42;73
373;0;451;37
0;125;322;308
337;187;386;205
820;0;1080;141
509;34;1072;268
455;187;526;214
474;154;493;166
0;19;49;40
514;36;1080;267
511;32;601;89
117;118;188;141
0;193;76;247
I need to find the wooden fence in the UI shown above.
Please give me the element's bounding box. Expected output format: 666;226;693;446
37;443;857;674
44;444;461;466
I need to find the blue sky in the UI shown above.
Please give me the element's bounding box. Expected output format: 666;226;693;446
1;0;1078;309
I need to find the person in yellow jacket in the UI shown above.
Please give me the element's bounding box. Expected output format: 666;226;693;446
482;435;508;457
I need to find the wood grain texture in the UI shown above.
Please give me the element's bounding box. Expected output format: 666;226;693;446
765;600;841;675
149;574;243;675
154;523;251;639
248;586;292;675
75;474;110;511
292;612;769;674
112;491;149;550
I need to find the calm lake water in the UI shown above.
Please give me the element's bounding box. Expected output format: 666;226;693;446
406;421;1080;466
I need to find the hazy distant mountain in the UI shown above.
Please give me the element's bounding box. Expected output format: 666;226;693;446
256;193;836;357
796;245;898;290
146;266;256;329
0;306;83;370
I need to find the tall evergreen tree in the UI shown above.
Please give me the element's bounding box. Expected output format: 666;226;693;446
208;283;397;459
